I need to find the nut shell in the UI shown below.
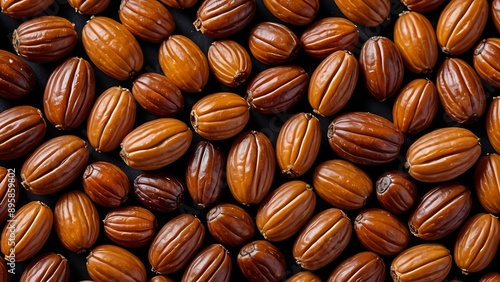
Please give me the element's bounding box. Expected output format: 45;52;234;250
400;0;446;12
133;173;185;213
0;49;36;99
103;206;157;248
208;40;252;88
237;240;286;282
473;38;500;89
494;0;500;33
286;271;321;282
159;0;197;8
328;251;386;282
248;21;300;65
20;253;69;282
480;272;500;282
181;244;231;282
86;244;147;281
474;154;500;214
207;203;255;247
0;167;19;224
334;0;390;27
68;0;111;14
262;0;319;26
82;161;130;208
1;0;54;18
487;97;500;154
376;170;417;214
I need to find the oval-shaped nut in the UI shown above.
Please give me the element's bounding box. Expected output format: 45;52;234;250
181;244;231;282
0;167;19;224
1;0;54;18
186;141;225;208
68;0;110;14
0;105;46;160
134;172;185;213
132;73;184;117
0;49;36;99
82;16;143;80
475;154;500;214
246;65;308;114
405;127;481;182
394;11;438;73
119;0;175;43
0;201;53;262
149;276;175;282
103;206;157;248
159;35;209;93
494;0;500;33
82;161;130;208
376;170;417;214
262;0;318;26
436;57;486;124
237;240;286;282
159;0;197;9
21;135;89;195
190;92;249;141
20;253;69;282
276;112;321;177
401;0;446;12
293;208;352;270
454;213;500;274
256;180;316;242
208;40;252;88
148;214;205;274
286;271;321;282
392;78;439;134
328;251;385;282
480;272;500;282
87;244;147;281
207;203;256;247
436;0;488;55
194;0;256;38
227;131;275;205
391;243;452;281
334;0;390;27
409;183;472;240
328;112;404;165
54;190;100;253
43;57;96;130
248;22;300;65
360;36;404;101
87;86;136;152
474;38;500;89
120;118;192;170
308;50;359;117
487;97;500;154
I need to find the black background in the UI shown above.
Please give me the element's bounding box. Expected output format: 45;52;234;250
0;0;499;281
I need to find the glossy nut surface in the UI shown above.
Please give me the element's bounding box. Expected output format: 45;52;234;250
473;38;500;89
181;244;231;282
208;40;252;88
248;21;300;65
474;154;500;214
262;0;319;26
0;49;36;99
86;244;147;281
82;161;130;208
207;203;255;247
376;170;417;214
103;206;157;248
328;251;385;282
133;173;185;213
19;253;69;282
237;240;286;282
334;0;390;27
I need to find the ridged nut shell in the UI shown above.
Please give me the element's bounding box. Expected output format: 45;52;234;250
207;203;255;247
68;0;111;14
473;38;500;89
494;0;500;33
480;272;500;282
159;0;197;9
262;0;319;26
133;173;185;213
82;161;130;208
237;240;286;282
286;271;322;282
0;49;36;99
208;40;252;88
400;0;446;12
86;244;147;281
103;206;157;248
0;167;19;224
333;0;390;27
248;22;300;66
328;251;386;282
181;244;231;282
376;170;417;214
1;0;54;18
474;154;500;214
20;253;69;282
487;97;500;154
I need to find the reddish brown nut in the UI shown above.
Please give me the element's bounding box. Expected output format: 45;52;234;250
494;0;500;33
207;203;255;247
487;97;500;154
286;271;321;282
248;22;300;65
181;244;231;282
474;38;500;89
68;0;111;14
334;0;390;27
262;0;319;26
480;272;500;282
20;253;69;282
1;0;54;18
149;276;175;282
82;161;130;208
0;49;36;99
376;170;417;214
208;40;252;88
0;167;19;225
237;240;286;282
400;0;446;12
134;172;185;213
475;154;500;214
328;251;386;282
159;0;197;9
87;245;147;281
103;206;157;248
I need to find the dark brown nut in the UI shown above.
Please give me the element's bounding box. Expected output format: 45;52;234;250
43;57;96;130
256;180;316;241
359;36;404;101
474;38;500;89
262;0;319;26
0;49;36;99
82;161;130;208
334;0;390;27
148;214;205;274
207;203;255;247
237;240;286;282
487;97;500;154
103;206;157;248
328;251;385;282
293;208;352;270
313;159;372;210
308;50;359;117
392;78;439;134
149;276;175;282
0;105;46;160
494;0;500;33
208;40;252;88
394;11;438;73
68;0;111;14
0;201;53;262
327;112;404;165
134;172;185;213
405;127;481;182
246;65;308;114
409;183;472;240
54;190;100;253
436;57;486;124
119;0;175;43
21;135;89;195
436;0;488;55
276;113;321;177
227;131;275;205
86;244;147;281
120;118;192;170
13;16;77;63
158;34;209;93
194;0;256;38
186;141;225;208
181;244;231;282
0;167;18;225
0;257;7;282
20;253;69;282
159;0;197;9
400;0;446;12
475;154;500;214
286;271;321;282
248;22;300;65
454;213;500;274
82;16;143;81
480;272;500;282
190;92;250;141
86;86;136;152
1;0;53;18
300;17;358;59
376;170;417;214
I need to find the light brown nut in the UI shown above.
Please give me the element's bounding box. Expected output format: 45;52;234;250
0;167;19;225
400;0;446;12
262;0;319;26
1;0;54;18
0;49;36;99
286;271;321;282
181;244;231;282
207;203;255;247
334;0;390;27
86;86;136;152
248;21;300;65
82;16;143;81
487;97;500;154
405;127;481;182
68;0;110;14
86;245;147;281
376;170;417;214
159;0;197;9
494;0;500;33
480;272;500;282
328;251;385;282
237;240;286;282
208;40;252;88
21;135;89;195
473;38;500;89
20;253;69;282
133;173;185;213
474;154;500;214
103;206;157;248
82;161;130;208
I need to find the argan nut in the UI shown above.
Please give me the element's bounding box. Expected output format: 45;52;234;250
237;240;286;282
86;245;147;281
473;38;500;89
286;271;322;282
474;154;500;214
334;0;390;27
328;252;386;282
82;161;130;208
376;170;417;214
248;21;300;65
208;40;252;88
0;167;19;224
103;206;157;248
181;244;231;282
134;173;185;213
0;49;36;99
20;253;69;282
1;0;54;18
262;0;319;26
68;0;111;14
207;203;255;247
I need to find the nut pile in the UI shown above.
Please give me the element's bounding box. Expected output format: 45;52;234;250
0;0;499;281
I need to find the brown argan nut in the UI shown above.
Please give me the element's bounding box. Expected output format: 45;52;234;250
0;167;19;225
262;0;319;26
474;154;500;214
68;0;111;14
86;245;147;281
480;272;500;282
286;271;322;282
20;253;69;282
206;203;256;247
400;0;446;12
181;244;232;282
1;0;54;18
103;206;157;248
487;97;500;154
376;170;418;214
328;251;386;282
149;276;175;282
334;0;390;27
82;161;130;208
473;38;500;89
0;49;36;99
494;0;500;33
133;172;185;213
237;240;286;282
208;40;252;88
159;0;197;9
